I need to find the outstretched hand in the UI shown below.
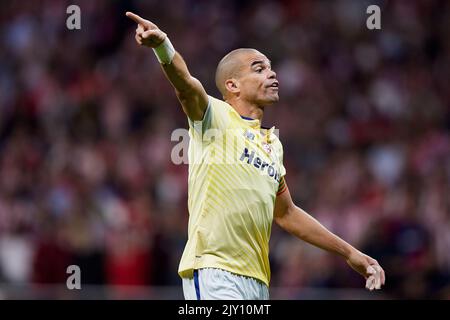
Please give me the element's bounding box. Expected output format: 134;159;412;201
346;250;386;291
126;11;167;48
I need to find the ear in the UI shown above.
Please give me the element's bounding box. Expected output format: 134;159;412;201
225;79;240;94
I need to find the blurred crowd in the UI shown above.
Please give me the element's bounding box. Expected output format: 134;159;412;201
0;0;448;299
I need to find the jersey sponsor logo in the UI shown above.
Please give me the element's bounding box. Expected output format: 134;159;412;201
243;129;255;141
240;147;281;182
262;142;272;154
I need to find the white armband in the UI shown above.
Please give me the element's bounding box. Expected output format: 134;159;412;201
152;37;175;64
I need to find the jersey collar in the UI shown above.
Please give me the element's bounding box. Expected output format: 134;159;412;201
240;115;275;132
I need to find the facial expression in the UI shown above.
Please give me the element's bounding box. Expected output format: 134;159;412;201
227;51;279;106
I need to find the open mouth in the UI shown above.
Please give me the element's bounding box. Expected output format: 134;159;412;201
268;82;279;89
269;82;279;90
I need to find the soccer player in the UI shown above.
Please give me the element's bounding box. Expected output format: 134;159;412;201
126;12;385;300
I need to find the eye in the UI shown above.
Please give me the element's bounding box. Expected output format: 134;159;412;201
255;68;263;73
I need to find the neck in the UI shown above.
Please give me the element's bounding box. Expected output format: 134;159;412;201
227;98;264;121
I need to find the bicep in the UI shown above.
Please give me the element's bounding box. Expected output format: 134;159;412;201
274;181;309;237
274;181;324;240
176;76;209;121
274;179;294;224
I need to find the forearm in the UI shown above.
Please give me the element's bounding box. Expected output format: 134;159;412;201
276;205;356;259
161;51;197;94
125;10;208;120
274;178;385;289
147;37;207;120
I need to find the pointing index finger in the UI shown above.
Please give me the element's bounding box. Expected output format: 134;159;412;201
126;11;147;25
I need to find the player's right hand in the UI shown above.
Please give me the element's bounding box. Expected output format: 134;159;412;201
126;12;167;48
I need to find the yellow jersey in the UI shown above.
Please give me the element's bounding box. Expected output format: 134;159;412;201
178;95;286;286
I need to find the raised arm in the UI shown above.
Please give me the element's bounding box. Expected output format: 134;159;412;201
126;12;208;121
274;178;386;291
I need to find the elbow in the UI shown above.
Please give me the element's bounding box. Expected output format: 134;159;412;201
274;204;296;233
274;215;285;230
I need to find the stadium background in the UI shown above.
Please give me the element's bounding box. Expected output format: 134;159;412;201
0;0;448;299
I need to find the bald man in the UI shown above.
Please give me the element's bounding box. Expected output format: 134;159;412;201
126;12;385;300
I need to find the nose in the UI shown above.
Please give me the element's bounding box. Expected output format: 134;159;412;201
268;69;276;79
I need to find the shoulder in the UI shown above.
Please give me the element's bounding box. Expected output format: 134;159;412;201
271;130;284;153
207;95;240;125
208;95;234;112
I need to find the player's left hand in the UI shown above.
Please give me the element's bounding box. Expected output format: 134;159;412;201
346;250;385;291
